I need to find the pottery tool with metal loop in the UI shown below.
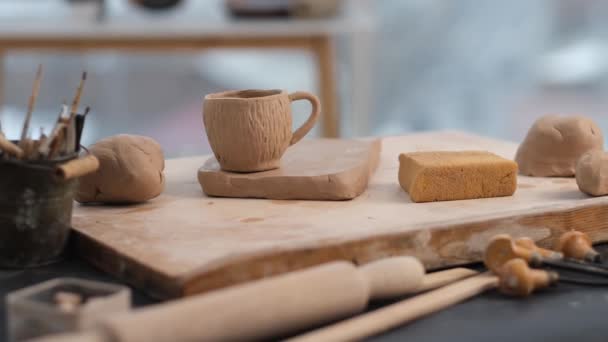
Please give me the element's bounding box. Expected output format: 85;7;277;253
555;230;602;263
484;234;608;283
287;259;555;342
30;257;478;342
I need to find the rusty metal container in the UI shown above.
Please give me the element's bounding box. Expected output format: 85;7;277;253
0;152;78;268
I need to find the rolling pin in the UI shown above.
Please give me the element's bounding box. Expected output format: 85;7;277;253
288;259;557;342
30;257;476;342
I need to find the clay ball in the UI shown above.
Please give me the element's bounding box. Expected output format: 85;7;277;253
576;150;608;196
76;134;165;204
515;115;603;177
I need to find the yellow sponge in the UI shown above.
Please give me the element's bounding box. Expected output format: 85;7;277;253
398;151;517;203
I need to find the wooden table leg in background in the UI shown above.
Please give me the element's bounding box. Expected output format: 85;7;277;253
312;36;339;138
0;50;4;119
0;36;341;137
350;29;373;137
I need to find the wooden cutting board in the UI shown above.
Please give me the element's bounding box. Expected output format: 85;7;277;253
71;131;608;299
198;138;381;200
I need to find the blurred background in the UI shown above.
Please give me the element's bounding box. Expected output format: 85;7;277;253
1;0;608;157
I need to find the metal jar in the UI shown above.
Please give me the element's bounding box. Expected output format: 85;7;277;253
0;154;78;268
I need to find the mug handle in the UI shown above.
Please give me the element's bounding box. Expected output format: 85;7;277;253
289;91;321;146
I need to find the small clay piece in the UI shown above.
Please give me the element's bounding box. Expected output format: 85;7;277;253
515;115;603;176
203;89;320;172
576;150;608;196
398;151;517;203
75;134;165;204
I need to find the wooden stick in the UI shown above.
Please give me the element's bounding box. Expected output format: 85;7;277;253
54;154;99;181
417;267;479;292
0;135;23;158
39;105;68;158
48;127;65;160
289;258;558;342
22;135;36;160
19;64;43;148
70;71;87;117
64;72;87;153
287;274;499;342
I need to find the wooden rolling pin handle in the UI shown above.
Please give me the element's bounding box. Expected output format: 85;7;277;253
556;231;601;263
54;154;99;181
515;237;563;261
498;259;558;297
359;256;425;300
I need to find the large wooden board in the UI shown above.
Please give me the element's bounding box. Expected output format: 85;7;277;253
72;131;608;299
198;138;381;200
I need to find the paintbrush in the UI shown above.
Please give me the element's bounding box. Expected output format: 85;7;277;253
19;64;43;151
75;107;90;151
65;72;87;154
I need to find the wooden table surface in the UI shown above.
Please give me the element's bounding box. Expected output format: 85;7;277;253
71;131;608;299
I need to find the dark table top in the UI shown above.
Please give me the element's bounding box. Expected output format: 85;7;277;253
3;245;608;342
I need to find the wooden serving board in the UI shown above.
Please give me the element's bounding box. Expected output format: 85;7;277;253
72;131;608;299
198;139;381;200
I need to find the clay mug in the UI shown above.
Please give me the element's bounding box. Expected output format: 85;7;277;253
203;89;320;172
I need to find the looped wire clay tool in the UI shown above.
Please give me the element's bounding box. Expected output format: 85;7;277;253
555;230;602;263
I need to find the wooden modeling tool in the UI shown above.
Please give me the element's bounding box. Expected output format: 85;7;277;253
0;135;23;158
484;235;608;282
555;231;601;263
30;258;477;342
74;107;90;150
65;72;87;154
19;64;43;151
38;105;68;159
288;259;555;342
54;154;100;182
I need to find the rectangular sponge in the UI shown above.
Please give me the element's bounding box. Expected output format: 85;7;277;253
398;151;518;203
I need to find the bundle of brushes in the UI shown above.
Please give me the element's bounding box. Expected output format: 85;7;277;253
0;65;99;181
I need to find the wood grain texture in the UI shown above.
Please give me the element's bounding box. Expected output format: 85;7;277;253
72;131;608;299
198;138;381;200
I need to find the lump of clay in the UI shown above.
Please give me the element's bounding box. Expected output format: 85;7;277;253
76;134;165;204
576;150;608;196
515;115;603;177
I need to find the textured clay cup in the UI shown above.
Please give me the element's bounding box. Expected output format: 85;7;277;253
203;89;320;172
